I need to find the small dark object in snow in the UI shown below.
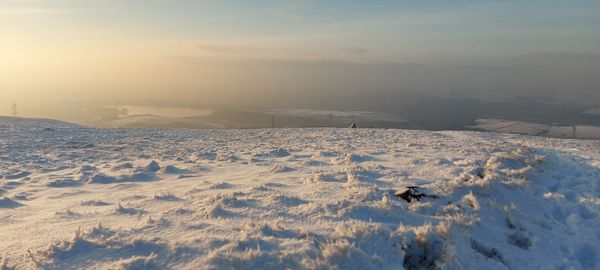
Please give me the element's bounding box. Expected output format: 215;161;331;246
349;123;357;128
474;167;486;179
395;186;436;202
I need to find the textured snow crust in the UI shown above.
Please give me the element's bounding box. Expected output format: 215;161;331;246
1;119;600;269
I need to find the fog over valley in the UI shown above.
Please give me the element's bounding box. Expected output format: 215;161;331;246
3;53;600;136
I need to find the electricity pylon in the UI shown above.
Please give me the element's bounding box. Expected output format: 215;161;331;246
11;102;18;117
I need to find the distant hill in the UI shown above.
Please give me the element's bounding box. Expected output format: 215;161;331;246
0;116;82;129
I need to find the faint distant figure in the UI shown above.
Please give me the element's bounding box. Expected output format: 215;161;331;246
11;102;18;117
271;114;275;128
349;123;357;128
118;107;128;118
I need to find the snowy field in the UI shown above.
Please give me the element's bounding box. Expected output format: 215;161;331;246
473;119;600;140
1;117;600;269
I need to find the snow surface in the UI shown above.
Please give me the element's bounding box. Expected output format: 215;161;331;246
1;117;600;269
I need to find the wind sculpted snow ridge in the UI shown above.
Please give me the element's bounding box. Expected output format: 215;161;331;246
1;120;600;269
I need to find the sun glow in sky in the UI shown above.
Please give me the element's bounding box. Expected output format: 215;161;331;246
1;0;600;118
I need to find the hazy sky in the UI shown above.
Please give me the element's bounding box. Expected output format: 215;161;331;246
1;0;600;118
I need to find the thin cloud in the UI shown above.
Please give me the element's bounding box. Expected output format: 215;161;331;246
273;0;315;19
196;44;264;54
0;7;70;15
342;47;369;55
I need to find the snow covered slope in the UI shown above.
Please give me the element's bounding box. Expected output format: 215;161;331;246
105;115;225;129
0;116;81;129
1;119;600;269
473;119;600;140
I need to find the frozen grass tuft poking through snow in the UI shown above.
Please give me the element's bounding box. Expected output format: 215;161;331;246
2;118;600;269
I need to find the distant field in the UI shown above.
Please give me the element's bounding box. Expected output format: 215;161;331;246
473;118;600;139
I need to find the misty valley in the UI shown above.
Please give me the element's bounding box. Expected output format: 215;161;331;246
72;97;600;139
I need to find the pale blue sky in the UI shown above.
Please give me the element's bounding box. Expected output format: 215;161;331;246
2;0;599;62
